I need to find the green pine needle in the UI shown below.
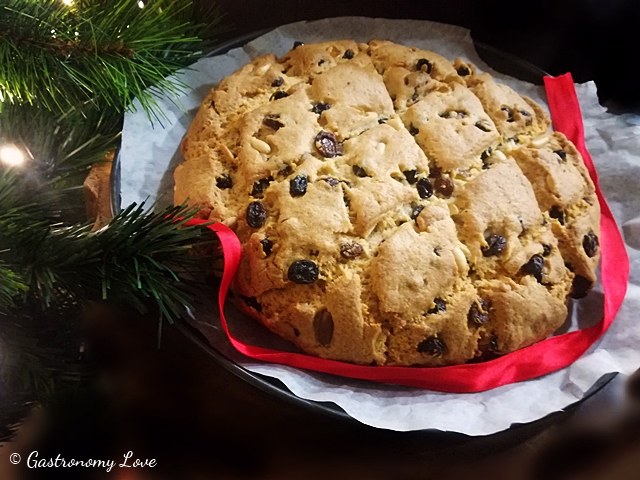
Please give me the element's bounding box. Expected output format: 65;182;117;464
0;263;27;312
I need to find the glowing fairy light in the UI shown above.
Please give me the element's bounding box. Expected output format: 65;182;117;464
0;145;25;167
62;0;73;5
137;1;144;7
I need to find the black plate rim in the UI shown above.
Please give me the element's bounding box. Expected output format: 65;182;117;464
110;25;615;434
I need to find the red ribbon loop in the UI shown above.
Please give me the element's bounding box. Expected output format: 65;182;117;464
187;73;629;393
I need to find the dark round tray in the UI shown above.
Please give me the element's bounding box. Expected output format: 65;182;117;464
110;27;617;437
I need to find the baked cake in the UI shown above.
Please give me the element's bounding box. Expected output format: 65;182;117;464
175;40;601;366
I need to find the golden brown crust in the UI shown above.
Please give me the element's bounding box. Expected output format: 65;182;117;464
175;40;601;366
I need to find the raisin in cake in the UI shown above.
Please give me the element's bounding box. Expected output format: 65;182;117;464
175;40;601;366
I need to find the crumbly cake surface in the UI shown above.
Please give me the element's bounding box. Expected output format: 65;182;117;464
175;40;601;366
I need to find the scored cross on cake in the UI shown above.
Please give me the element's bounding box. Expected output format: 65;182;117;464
175;40;600;366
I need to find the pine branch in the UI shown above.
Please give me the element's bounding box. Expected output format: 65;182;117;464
1;157;217;320
0;0;229;441
0;0;225;118
6;202;217;320
0;200;217;440
0;263;27;312
0;103;122;222
0;201;216;423
0;169;53;267
0;168;34;214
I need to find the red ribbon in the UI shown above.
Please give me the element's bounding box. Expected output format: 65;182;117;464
187;73;629;393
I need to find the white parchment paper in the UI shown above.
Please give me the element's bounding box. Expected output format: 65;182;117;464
120;17;640;435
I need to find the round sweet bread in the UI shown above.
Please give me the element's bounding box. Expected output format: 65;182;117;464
175;40;601;366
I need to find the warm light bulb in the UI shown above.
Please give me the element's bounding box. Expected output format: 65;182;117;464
0;146;25;167
137;0;144;7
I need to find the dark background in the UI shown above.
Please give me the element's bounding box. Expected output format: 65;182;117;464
1;1;640;479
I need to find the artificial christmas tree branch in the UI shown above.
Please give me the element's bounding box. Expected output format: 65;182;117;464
0;104;122;227
0;190;217;320
0;198;220;439
0;0;224;118
0;0;228;439
0;263;27;312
